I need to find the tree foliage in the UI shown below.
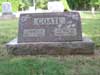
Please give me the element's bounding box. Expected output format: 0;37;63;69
0;0;100;12
90;0;100;6
68;0;100;10
60;0;71;11
36;0;48;9
0;0;19;11
67;0;91;10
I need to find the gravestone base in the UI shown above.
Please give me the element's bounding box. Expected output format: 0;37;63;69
2;12;12;15
0;13;16;20
6;37;95;55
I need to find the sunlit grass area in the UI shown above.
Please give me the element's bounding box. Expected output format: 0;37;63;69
80;12;100;19
0;12;100;75
0;19;18;44
0;19;18;56
80;12;100;47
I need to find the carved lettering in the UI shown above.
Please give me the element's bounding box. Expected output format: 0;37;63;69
54;24;77;36
23;29;45;37
33;17;66;25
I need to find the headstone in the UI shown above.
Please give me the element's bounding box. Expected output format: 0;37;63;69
48;1;64;12
2;2;12;14
18;12;82;42
29;7;35;12
0;2;16;19
6;12;95;55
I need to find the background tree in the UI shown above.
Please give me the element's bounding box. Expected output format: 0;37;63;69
0;0;19;11
90;0;100;9
0;0;100;12
67;0;91;10
90;0;100;15
60;0;71;11
36;0;48;9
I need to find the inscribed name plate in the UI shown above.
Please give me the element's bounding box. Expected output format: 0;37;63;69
18;12;82;43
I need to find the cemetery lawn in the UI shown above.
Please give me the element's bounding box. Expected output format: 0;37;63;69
0;12;100;75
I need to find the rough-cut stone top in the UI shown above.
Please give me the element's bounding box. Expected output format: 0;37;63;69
18;12;82;43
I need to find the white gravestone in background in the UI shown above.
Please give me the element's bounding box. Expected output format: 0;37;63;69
48;1;64;12
2;2;12;14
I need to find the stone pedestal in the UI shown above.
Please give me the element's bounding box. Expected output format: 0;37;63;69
0;14;16;20
6;37;95;55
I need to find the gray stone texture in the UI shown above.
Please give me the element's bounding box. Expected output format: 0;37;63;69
6;37;95;55
0;14;16;20
18;12;82;43
6;12;95;55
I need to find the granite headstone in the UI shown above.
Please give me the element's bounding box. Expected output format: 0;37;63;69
18;12;82;43
6;12;95;55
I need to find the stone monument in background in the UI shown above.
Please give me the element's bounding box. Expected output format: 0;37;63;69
2;2;12;14
48;1;64;12
0;2;16;19
6;12;95;55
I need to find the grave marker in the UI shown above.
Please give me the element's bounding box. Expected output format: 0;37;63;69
6;12;95;55
0;2;16;19
2;2;12;14
48;1;64;12
18;12;82;42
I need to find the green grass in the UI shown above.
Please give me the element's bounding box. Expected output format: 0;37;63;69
0;19;18;44
0;19;18;56
0;12;100;75
81;12;100;47
0;56;100;75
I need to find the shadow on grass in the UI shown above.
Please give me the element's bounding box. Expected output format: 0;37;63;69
91;36;100;48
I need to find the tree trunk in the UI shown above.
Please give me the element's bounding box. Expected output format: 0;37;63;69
91;7;95;16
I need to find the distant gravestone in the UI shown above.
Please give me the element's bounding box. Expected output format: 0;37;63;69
18;12;82;42
48;1;64;12
2;2;12;14
6;12;95;55
0;2;16;19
